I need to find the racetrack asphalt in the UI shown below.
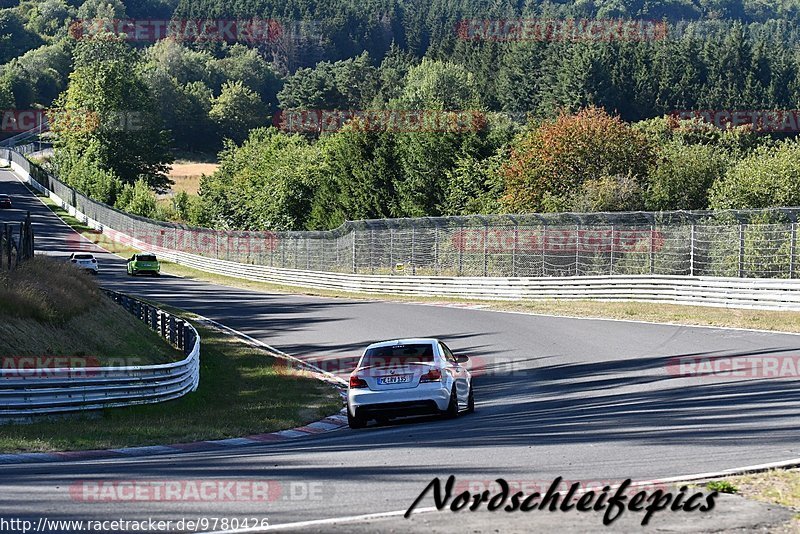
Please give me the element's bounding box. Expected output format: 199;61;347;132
1;167;799;532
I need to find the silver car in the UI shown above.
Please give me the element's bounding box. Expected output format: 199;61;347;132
346;338;474;428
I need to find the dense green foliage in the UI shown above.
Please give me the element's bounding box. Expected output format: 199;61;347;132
4;0;800;230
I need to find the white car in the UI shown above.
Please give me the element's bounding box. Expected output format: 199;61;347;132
346;338;474;429
69;252;99;274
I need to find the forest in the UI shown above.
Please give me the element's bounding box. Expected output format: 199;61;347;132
2;0;800;230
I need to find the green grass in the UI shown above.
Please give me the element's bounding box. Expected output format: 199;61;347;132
0;257;180;365
36;186;800;335
706;480;738;494
0;320;343;453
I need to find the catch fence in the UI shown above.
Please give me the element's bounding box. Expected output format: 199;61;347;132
4;147;800;279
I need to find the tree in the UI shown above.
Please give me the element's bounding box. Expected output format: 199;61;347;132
309;120;403;229
500;107;655;212
0;10;43;64
199;128;321;231
115;179;158;217
709;141;800;210
51;35;173;190
209;80;268;144
277;52;377;111
645;142;730;211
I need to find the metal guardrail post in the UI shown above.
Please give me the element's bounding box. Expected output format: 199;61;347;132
458;225;463;276
411;226;416;276
738;224;745;278
169;316;176;345
690;224;696;276
791;223;797;279
434;225;439;275
512;222;518;277
649;225;655;275
369;229;374;274
609;225;615;276
482;221;488;277
351;230;356;274
541;225;547;276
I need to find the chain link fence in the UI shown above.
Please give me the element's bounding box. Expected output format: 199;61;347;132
5;147;800;279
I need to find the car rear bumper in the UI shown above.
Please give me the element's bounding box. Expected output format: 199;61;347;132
348;383;451;418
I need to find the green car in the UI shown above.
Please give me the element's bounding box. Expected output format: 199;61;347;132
126;253;161;276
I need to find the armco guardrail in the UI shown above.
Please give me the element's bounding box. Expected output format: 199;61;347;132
5;148;800;311
0;290;199;419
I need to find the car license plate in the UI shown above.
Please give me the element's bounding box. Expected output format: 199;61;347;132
379;375;410;385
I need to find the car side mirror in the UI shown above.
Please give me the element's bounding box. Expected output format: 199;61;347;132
455;354;469;364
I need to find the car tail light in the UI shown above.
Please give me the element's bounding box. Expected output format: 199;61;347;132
419;369;442;383
349;375;368;389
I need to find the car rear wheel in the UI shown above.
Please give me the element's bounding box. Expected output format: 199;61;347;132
348;409;366;429
443;387;459;419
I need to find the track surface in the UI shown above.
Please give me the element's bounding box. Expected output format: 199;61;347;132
1;168;799;529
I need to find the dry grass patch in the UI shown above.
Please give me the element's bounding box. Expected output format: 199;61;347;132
0;257;181;365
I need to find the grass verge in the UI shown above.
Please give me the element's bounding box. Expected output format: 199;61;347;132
0;316;343;453
36;187;800;334
703;469;800;532
0;257;180;365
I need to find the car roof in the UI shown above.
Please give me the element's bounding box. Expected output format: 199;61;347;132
365;338;441;350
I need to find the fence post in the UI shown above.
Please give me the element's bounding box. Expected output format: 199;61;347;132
649;224;655;275
352;229;356;274
434;225;439;275
389;228;394;273
483;221;488;277
689;224;696;276
370;229;374;275
512;222;518;277
458;225;464;276
541;224;547;276
790;223;797;279
575;224;580;276
411;225;416;276
609;225;615;276
738;224;745;278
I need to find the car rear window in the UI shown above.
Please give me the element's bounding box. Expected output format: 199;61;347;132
74;254;94;259
361;343;435;368
137;254;157;261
